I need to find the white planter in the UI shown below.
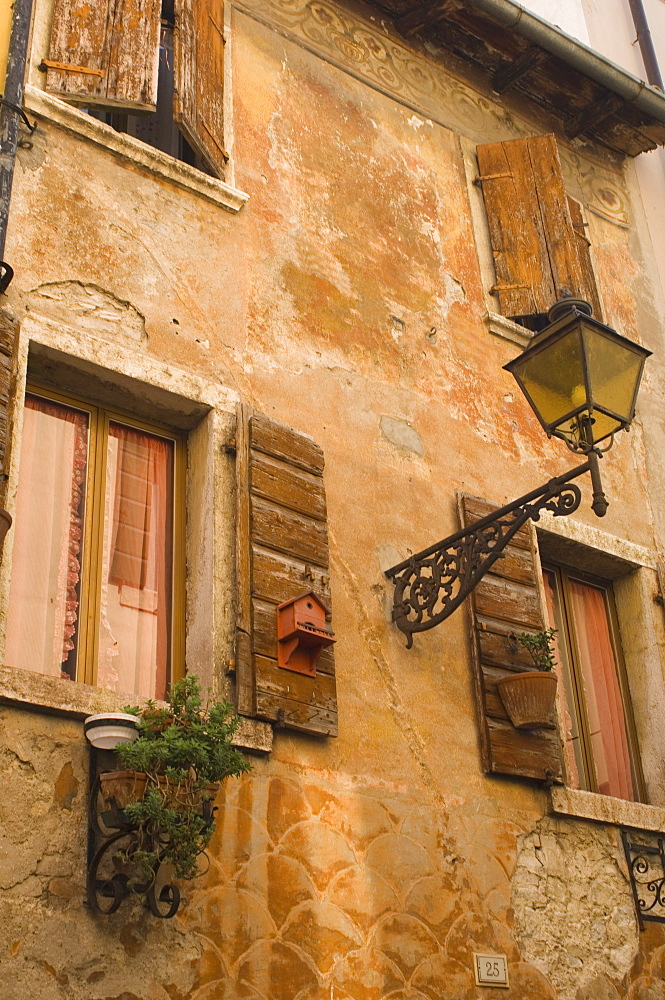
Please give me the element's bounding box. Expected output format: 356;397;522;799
84;713;139;749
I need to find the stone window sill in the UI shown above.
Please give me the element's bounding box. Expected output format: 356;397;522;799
549;785;665;834
485;311;533;348
23;86;249;214
0;663;272;753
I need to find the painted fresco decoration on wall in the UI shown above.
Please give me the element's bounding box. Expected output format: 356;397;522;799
559;148;631;229
234;0;632;235
234;0;520;142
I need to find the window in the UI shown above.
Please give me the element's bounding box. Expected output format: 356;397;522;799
476;134;601;330
543;565;644;802
42;0;226;177
5;387;185;700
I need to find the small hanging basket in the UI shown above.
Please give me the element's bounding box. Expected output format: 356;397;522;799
99;770;219;811
497;670;558;729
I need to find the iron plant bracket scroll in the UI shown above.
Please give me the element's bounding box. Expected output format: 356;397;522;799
621;830;665;928
385;460;592;647
85;748;215;919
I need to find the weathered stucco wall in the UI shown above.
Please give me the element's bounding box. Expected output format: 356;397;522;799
2;0;665;997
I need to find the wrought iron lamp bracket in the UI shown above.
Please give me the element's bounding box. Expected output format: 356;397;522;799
385;459;593;647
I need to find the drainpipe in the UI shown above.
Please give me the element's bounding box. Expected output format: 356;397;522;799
0;0;35;292
626;0;663;91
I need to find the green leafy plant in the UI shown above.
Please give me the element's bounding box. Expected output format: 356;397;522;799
112;676;251;883
517;627;558;672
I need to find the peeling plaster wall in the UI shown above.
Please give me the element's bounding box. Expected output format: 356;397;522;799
512;819;637;1000
1;0;665;997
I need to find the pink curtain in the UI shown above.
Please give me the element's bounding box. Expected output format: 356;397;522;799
97;424;173;701
6;395;89;680
543;570;582;790
568;580;636;801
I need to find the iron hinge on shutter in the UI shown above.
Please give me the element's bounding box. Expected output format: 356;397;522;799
474;172;512;186
39;59;105;78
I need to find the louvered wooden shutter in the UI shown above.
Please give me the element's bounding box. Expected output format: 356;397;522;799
477;134;601;320
459;494;564;782
174;0;227;178
0;309;17;480
236;406;337;736
45;0;161;110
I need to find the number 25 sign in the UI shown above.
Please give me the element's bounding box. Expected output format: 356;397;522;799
473;953;509;988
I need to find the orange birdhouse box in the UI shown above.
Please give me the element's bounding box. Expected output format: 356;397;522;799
277;591;336;676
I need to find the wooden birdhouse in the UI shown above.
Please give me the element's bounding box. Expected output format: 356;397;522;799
277;591;336;676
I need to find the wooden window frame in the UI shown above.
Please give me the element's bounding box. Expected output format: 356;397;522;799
544;562;646;802
18;382;186;691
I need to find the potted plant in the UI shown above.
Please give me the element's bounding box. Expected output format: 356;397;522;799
496;627;559;729
98;676;251;885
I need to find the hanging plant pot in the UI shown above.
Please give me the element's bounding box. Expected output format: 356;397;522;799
99;770;220;811
497;671;558;729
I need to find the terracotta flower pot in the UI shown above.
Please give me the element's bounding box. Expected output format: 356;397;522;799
99;770;219;811
496;670;558;729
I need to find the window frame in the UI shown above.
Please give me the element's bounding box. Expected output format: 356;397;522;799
543;561;646;802
13;382;186;693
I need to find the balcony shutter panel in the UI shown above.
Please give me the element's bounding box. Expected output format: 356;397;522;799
45;0;161;110
459;494;564;783
477;134;601;320
0;310;18;484
236;405;337;736
174;0;227;177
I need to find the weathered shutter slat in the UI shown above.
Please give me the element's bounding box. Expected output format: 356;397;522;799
46;0;160;110
567;196;603;320
236;405;337;736
0;309;18;486
459;493;564;782
477;137;554;317
174;0;227;178
477;134;601;318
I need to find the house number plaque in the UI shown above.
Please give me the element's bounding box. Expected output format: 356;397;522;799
473;953;509;988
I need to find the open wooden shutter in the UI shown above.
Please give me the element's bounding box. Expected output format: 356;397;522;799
236;406;337;736
477;134;602;320
459;494;564;782
45;0;161;110
0;309;17;484
174;0;227;178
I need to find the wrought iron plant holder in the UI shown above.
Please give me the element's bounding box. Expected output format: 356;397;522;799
86;750;215;919
621;830;665;928
386;456;599;647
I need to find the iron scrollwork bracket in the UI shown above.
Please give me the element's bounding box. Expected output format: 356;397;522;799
385;461;591;647
622;830;665;928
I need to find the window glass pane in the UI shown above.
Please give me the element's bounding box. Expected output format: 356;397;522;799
97;422;174;700
6;394;89;680
567;579;637;801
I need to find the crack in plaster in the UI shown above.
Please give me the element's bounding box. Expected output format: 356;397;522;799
328;528;445;810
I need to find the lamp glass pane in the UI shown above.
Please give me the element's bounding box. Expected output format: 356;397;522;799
513;329;586;430
583;324;645;424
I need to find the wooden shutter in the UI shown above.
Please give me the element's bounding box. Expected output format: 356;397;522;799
459;494;564;782
236;406;337;736
477;134;602;320
174;0;227;178
45;0;161;110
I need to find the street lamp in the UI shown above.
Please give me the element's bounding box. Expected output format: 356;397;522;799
386;297;651;647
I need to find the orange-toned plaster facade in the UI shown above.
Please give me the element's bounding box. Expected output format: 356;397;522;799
2;0;665;998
